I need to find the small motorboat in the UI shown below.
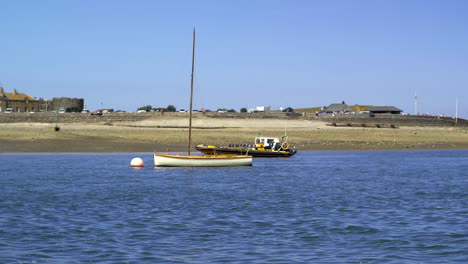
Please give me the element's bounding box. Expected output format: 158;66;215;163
196;136;298;157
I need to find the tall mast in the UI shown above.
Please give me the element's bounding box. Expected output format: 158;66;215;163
188;28;196;155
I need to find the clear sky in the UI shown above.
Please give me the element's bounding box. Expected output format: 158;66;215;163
1;0;467;117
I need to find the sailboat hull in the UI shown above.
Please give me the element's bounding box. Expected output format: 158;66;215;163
154;153;252;167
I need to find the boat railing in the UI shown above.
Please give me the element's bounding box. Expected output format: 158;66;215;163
228;144;256;148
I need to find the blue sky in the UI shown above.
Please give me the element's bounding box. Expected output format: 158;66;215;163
1;0;467;117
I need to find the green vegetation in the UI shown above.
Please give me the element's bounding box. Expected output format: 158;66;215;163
166;105;176;112
290;107;321;113
217;108;237;113
282;107;294;112
137;105;153;111
350;105;373;112
137;105;177;112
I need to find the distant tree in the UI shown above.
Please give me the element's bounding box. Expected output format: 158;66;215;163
283;107;294;112
217;108;237;113
342;101;346;105
166;105;176;112
137;105;153;111
240;108;247;113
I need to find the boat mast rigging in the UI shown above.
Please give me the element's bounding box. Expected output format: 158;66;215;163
188;28;196;155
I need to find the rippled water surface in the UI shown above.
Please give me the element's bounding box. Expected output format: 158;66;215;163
1;150;467;263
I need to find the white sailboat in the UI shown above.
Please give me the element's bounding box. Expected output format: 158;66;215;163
154;153;253;167
154;29;252;167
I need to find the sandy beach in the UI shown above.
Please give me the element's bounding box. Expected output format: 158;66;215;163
0;117;467;153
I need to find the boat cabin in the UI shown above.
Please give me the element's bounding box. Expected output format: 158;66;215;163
255;137;281;150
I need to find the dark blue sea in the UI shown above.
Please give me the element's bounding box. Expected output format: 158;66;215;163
1;150;467;263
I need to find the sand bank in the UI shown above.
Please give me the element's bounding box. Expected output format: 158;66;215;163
0;119;466;153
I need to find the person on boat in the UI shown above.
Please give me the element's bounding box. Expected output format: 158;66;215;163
256;142;264;151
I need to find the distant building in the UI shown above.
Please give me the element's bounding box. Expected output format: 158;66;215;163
248;106;271;113
50;97;84;112
367;106;402;115
323;103;354;113
0;87;85;112
0;87;42;112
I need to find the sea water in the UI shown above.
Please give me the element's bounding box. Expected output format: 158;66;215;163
0;150;467;263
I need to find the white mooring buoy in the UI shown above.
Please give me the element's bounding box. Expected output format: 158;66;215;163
131;157;144;168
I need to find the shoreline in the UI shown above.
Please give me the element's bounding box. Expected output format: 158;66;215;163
1;120;467;153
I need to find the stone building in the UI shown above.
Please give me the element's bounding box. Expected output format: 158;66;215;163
0;87;42;112
50;97;84;112
0;87;85;112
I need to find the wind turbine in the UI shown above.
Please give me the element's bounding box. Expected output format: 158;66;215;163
414;92;418;115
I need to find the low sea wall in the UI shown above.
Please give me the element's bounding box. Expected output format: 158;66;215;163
0;112;466;127
0;112;303;124
317;113;466;127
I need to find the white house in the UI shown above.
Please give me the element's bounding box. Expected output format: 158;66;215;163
248;106;271;113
